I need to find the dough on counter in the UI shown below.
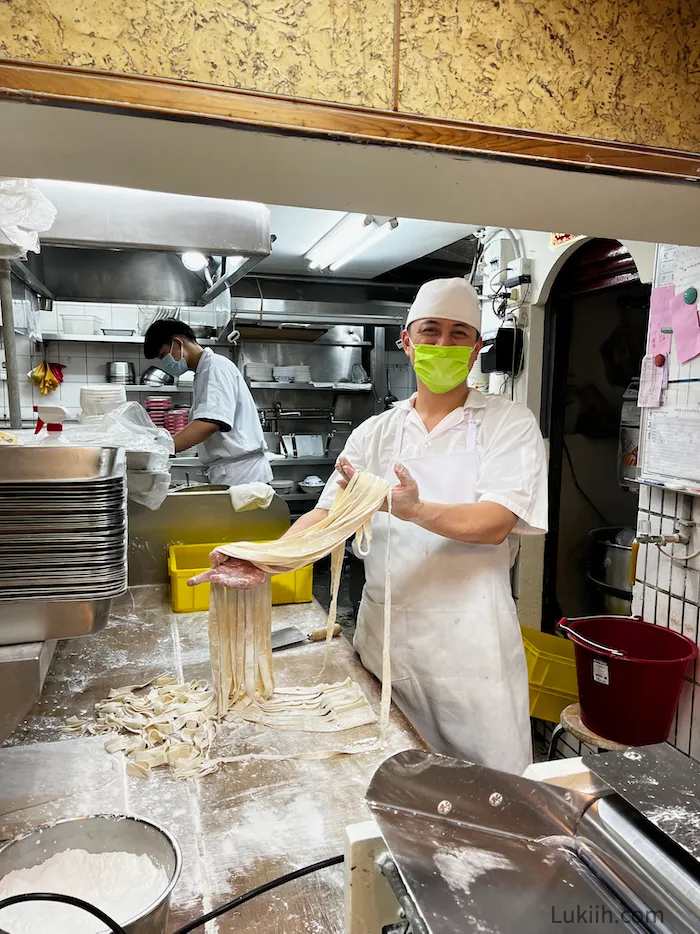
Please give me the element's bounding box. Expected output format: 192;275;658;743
64;471;394;779
64;675;219;778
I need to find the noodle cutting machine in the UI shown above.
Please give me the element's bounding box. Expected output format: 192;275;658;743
345;743;700;933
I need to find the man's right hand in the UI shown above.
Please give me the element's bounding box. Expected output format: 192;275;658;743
188;550;266;589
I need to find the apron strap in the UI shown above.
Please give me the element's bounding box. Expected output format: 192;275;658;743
465;414;481;452
391;408;410;463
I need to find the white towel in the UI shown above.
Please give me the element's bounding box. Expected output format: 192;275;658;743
229;482;275;513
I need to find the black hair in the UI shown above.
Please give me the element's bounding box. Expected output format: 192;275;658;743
143;319;198;359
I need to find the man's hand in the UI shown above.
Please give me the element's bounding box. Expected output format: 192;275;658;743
335;456;355;489
335;457;422;522
388;463;422;521
173;419;220;454
188;550;266;589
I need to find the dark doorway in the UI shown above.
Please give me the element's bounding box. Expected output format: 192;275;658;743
541;240;650;630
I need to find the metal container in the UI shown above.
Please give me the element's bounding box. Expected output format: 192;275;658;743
0;598;113;645
0;445;124;483
587;527;633;616
190;324;217;339
588;527;633;592
0;814;182;934
107;361;136;384
140;366;174;387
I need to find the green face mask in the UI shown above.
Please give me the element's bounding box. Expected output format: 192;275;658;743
411;342;473;394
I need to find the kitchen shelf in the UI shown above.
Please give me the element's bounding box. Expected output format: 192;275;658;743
42;332;143;344
281;492;323;501
243;338;372;347
269;457;335;466
125;385;194;393
249;382;372;392
41;333;218;346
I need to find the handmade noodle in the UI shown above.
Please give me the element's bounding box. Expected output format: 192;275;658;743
213;471;393;739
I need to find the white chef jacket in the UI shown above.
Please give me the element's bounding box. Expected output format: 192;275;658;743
318;389;548;534
190;349;271;483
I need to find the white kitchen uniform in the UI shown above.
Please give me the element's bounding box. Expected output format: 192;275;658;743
317;389;547;775
191;349;272;486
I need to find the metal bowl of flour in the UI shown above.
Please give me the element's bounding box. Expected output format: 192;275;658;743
0;814;181;933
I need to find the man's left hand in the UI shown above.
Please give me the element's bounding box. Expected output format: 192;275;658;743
388;463;422;521
335;457;423;522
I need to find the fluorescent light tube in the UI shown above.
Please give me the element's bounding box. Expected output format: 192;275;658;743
329;218;398;271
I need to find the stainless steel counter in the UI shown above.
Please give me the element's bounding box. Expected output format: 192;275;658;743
0;587;420;933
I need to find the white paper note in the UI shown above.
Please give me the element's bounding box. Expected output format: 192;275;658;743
674;246;700;293
638;355;663;408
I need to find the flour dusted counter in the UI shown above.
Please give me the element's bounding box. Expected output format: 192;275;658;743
0;587;420;933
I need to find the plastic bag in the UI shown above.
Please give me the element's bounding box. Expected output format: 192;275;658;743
0;178;57;257
64;402;174;510
127;470;172;510
13;291;43;342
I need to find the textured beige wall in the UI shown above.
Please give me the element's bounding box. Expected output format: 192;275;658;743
2;0;700;151
0;0;394;108
399;0;700;151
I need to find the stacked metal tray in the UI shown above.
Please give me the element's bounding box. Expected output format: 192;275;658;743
0;446;127;602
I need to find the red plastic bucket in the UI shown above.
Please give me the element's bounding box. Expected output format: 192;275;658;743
557;615;698;746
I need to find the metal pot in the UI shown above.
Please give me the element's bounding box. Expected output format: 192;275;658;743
0;814;181;934
587;527;633;615
588;527;633;592
141;366;174;386
190;325;217;339
106;361;136;384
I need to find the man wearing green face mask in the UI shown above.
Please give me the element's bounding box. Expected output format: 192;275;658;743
316;278;547;774
205;279;547;774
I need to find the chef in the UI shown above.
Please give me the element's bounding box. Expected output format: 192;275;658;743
195;279;547;773
144;319;272;486
294;278;547;774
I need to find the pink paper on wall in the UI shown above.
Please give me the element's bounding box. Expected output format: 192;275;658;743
647;285;674;355
671;291;700;364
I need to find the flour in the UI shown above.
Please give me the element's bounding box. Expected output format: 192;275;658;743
646;803;700;833
433;844;517;898
0;848;169;934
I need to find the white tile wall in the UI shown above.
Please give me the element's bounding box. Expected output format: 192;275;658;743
386;350;415;401
632;485;700;762
2;299;173;424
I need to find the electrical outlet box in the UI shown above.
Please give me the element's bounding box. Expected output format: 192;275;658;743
483;238;516;289
507;257;532;280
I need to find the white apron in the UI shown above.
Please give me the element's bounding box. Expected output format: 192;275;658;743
354;407;532;775
207;452;272;487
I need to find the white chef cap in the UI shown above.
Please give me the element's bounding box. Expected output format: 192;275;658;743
405;278;481;333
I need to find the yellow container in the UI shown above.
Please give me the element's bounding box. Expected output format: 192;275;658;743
168;542;313;613
521;626;579;722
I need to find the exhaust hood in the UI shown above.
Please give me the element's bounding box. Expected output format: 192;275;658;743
17;180;271;306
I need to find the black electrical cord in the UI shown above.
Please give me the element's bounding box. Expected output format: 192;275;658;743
172;853;345;934
562;439;612;526
0;892;127;934
0;854;344;934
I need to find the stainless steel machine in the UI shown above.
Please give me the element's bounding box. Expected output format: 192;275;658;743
346;744;700;933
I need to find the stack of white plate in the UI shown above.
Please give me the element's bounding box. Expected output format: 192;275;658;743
245;363;273;383
273;366;296;383
0;446;127;602
80;385;127;417
293;365;312;383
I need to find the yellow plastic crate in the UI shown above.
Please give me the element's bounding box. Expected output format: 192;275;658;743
168;542;313;613
521;626;579;722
